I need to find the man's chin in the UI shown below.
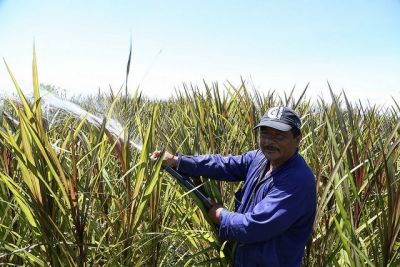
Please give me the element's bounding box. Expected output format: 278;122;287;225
262;151;279;159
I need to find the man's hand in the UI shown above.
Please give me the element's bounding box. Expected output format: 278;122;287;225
208;199;224;225
150;150;178;168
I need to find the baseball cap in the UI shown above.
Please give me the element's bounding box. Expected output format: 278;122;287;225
254;106;301;131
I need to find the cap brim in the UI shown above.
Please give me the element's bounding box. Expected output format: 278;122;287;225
254;120;292;131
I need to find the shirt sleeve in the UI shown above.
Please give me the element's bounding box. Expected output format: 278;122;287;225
218;182;309;243
176;151;257;181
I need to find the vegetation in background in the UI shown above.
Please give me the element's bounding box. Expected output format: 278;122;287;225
0;54;399;266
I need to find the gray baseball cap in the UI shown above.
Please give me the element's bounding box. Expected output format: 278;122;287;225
254;106;301;131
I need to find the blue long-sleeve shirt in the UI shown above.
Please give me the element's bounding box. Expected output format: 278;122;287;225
176;149;316;267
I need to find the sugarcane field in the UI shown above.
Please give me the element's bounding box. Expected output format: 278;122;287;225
0;1;399;266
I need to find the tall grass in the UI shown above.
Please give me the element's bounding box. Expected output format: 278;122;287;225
0;54;399;266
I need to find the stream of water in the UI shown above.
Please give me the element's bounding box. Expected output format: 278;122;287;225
1;90;143;151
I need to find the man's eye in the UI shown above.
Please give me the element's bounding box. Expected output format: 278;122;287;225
260;133;285;141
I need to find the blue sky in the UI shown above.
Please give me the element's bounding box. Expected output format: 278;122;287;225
0;0;399;105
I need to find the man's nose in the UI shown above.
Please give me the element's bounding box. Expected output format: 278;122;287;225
260;137;272;146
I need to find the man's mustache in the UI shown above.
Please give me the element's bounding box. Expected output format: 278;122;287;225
265;145;279;151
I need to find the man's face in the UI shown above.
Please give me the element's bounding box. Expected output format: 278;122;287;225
258;126;301;166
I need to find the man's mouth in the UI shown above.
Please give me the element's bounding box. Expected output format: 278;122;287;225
264;146;279;152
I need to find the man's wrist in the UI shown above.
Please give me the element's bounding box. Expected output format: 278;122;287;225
216;207;223;224
208;205;224;225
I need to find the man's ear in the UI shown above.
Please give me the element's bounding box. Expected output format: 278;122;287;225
295;133;302;146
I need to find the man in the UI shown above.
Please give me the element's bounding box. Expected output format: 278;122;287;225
152;106;316;266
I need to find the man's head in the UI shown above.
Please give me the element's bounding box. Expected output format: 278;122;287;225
254;106;302;167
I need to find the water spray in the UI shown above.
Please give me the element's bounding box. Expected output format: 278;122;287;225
40;92;211;209
2;90;211;210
